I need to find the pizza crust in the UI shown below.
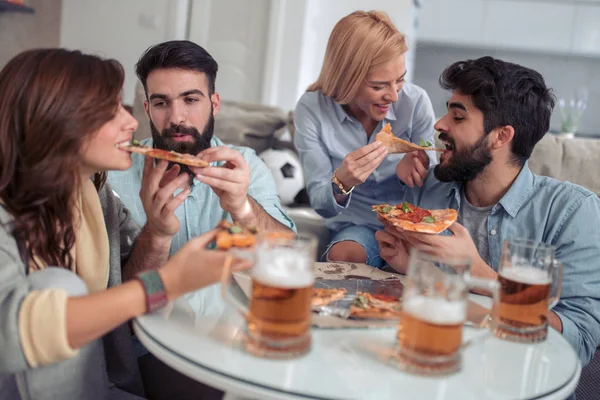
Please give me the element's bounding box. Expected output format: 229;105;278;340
375;123;443;154
117;142;210;168
312;288;347;307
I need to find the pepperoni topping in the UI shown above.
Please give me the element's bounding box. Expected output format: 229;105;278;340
395;202;433;223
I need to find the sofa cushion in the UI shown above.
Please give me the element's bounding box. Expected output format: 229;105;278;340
214;101;289;155
529;135;600;195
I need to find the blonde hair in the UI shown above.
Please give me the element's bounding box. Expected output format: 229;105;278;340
308;10;408;104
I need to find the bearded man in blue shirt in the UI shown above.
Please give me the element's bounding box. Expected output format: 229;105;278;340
376;56;600;366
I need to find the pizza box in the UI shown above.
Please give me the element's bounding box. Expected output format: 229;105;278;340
233;262;491;329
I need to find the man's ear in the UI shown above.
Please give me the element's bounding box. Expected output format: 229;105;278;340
211;92;221;117
143;100;150;120
492;125;515;150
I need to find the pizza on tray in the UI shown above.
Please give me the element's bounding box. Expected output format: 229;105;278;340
116;139;210;168
312;288;347;307
349;292;403;320
215;220;296;250
375;123;443;154
373;201;458;234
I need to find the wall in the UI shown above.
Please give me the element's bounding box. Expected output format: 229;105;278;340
412;45;600;137
60;0;189;106
188;0;270;105
0;0;62;68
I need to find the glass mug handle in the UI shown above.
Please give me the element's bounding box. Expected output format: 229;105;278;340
549;259;563;309
220;255;250;318
461;276;500;348
464;275;501;309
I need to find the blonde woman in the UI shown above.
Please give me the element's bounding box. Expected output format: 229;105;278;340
294;10;437;268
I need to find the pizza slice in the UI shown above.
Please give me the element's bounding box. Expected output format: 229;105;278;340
215;220;296;250
215;220;257;250
375;123;443;154
373;201;458;234
116;139;210;168
349;292;403;320
312;288;347;307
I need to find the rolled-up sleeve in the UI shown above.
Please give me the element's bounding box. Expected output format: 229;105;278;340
552;194;600;366
245;150;297;231
293;98;350;219
18;289;78;367
0;223;78;372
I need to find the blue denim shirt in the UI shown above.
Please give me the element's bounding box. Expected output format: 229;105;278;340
403;163;600;365
293;84;438;233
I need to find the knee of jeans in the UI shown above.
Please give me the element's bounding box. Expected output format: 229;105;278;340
27;267;89;296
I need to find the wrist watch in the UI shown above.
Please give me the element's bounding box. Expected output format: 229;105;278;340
331;169;355;195
135;269;168;313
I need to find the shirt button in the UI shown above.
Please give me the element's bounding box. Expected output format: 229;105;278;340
191;233;197;238
490;229;497;236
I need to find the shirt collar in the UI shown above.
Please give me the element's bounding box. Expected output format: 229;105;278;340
333;101;350;124
497;162;534;217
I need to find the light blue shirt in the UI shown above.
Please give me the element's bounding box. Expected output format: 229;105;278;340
108;136;296;318
404;163;600;366
108;137;295;254
293;84;438;233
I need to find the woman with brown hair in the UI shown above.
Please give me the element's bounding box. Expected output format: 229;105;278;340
0;49;247;399
294;10;437;268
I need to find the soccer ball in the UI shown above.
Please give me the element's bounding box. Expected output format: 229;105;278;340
259;148;305;205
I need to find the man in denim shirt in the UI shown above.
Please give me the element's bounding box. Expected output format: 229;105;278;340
376;56;600;366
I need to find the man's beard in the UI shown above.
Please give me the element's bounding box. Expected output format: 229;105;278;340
150;113;215;176
434;132;493;183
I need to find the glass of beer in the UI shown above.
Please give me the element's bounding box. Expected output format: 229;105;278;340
493;238;562;343
395;249;499;375
221;232;317;359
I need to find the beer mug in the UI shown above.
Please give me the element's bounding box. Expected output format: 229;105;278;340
493;238;562;343
395;249;499;375
221;232;317;359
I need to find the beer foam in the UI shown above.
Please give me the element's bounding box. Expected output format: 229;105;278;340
500;265;551;285
403;296;466;325
253;248;314;288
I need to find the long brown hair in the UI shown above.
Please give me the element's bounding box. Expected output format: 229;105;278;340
0;49;124;270
308;10;407;104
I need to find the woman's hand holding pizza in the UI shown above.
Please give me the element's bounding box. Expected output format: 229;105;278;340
335;141;388;189
192;146;251;216
396;150;429;188
159;230;252;300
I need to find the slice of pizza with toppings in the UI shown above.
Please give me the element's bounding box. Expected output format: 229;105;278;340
215;220;258;250
215;220;296;250
312;288;347;308
373;201;458;234
116;139;210;168
349;292;403;320
375;123;443;154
